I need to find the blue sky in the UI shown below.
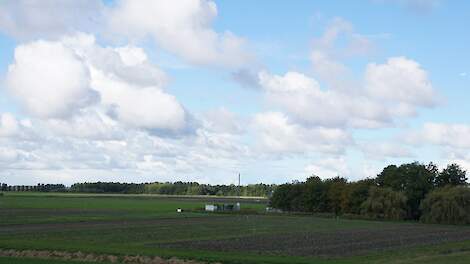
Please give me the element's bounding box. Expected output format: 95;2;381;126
0;0;469;185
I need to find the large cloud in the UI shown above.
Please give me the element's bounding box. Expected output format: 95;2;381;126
258;55;438;130
6;40;99;119
5;34;189;134
90;69;187;132
365;57;438;107
259;71;390;129
108;0;252;67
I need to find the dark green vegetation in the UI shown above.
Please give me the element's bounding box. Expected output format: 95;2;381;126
421;186;470;225
0;181;275;197
1;192;470;264
0;183;67;193
270;162;470;224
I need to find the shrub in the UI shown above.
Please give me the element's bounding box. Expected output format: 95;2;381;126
361;187;407;220
420;186;470;225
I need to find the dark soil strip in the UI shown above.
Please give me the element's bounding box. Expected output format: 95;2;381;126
0;249;218;264
157;226;470;257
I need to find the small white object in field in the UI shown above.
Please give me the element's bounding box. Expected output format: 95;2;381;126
177;208;182;213
205;204;217;211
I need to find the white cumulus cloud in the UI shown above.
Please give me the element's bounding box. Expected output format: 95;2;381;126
5;33;189;134
91;69;187;132
365;56;438;107
108;0;252;67
258;55;439;130
6;40;99;119
258;71;392;129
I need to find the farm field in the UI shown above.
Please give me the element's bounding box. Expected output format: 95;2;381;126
1;192;470;264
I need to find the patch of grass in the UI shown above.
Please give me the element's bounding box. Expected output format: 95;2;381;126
0;193;266;225
347;240;470;264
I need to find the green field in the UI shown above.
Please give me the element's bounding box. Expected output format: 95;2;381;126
1;192;470;264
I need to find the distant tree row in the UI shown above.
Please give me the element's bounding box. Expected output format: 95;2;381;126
0;183;66;192
1;181;275;197
269;162;469;225
69;182;146;194
143;182;274;197
69;181;275;197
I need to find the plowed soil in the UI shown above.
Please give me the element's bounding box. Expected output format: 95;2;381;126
157;225;470;257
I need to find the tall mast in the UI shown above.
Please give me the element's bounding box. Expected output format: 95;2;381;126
238;173;241;197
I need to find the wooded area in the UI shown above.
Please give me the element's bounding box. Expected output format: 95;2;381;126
269;162;469;224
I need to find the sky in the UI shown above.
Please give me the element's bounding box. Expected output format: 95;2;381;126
0;0;469;186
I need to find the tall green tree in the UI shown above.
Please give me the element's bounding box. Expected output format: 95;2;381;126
376;162;436;219
303;176;329;212
435;163;468;187
325;177;348;216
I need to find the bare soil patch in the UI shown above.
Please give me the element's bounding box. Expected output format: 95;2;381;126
0;249;218;264
157;225;470;257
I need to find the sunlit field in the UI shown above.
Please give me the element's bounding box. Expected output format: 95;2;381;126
1;193;470;264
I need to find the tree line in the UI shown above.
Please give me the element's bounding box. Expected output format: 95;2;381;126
70;181;275;197
0;181;275;197
269;162;469;225
0;183;66;192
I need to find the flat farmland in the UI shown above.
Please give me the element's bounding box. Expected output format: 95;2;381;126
1;193;470;264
